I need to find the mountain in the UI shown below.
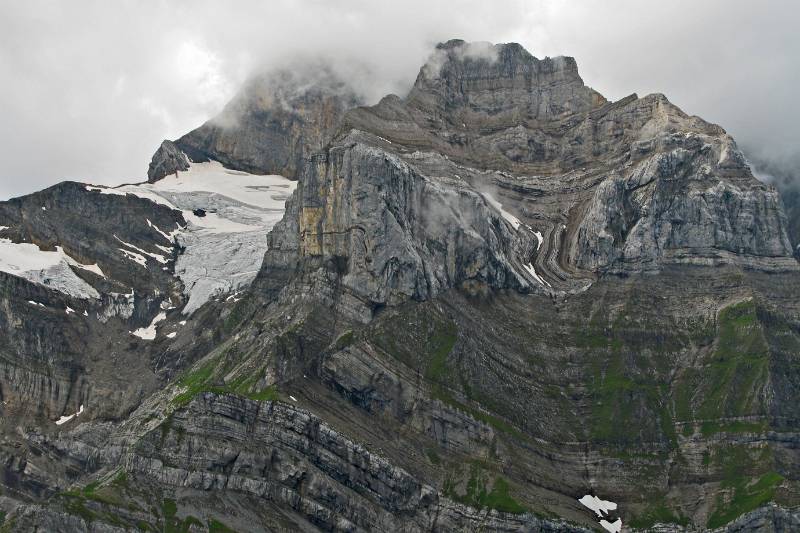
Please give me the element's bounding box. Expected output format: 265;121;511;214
0;40;799;532
148;64;363;182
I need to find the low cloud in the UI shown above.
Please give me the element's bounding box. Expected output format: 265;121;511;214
0;1;797;199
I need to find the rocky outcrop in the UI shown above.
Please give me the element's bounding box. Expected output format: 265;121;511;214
571;133;795;273
262;133;533;314
146;140;189;182
156;64;362;181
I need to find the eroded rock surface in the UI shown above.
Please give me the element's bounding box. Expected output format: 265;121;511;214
1;40;799;533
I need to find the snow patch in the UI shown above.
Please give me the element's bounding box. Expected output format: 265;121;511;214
579;495;622;533
523;262;551;287
533;231;544;250
0;241;100;299
114;236;168;264
579;495;617;517
600;519;622;533
146;219;178;242
166;331;177;339
65;306;75;315
55;404;84;426
482;192;521;230
130;311;166;340
61;249;105;278
118;247;147;268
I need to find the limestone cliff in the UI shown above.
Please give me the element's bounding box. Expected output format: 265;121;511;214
1;41;799;533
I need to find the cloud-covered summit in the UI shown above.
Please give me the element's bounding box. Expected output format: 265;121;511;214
0;1;798;199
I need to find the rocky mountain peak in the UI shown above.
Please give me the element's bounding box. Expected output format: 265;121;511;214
5;38;799;533
407;40;605;123
147;62;364;182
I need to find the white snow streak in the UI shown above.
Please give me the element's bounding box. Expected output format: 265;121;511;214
523;262;551;288
130;311;166;340
62;250;105;278
55;404;84;426
146;219;177;241
114;236;168;264
533;231;544;250
482;192;521;230
118;248;147;268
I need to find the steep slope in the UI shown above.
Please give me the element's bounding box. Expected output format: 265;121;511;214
1;40;799;533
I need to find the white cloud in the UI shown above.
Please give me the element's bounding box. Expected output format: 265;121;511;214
0;1;797;199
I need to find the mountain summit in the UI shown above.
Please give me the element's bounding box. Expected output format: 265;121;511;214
0;41;798;532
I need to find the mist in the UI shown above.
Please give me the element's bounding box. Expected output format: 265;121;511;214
1;0;798;199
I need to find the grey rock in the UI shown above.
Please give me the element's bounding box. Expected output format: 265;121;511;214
3;40;800;533
164;64;362;180
146;139;190;183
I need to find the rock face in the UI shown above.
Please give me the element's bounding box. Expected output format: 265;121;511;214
146;140;189;183
1;40;800;533
263;39;796;318
149;64;363;182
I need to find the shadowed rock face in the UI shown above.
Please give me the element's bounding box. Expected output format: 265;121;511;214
148;65;363;182
2;41;800;532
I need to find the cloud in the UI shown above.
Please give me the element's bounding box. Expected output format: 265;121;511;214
0;0;798;199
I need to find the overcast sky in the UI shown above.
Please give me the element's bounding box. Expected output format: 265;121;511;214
0;0;797;199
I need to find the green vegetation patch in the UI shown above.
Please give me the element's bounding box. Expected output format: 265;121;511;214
334;330;354;350
423;319;457;384
159;498;203;533
707;444;783;528
697;300;769;420
425;447;442;465
209;518;238;532
700;420;767;437
629;500;689;529
444;462;526;514
371;303;530;440
708;471;784;528
586;343;675;451
171;357;279;407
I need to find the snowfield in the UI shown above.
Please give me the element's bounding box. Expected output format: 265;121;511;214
0;242;101;299
92;161;295;314
1;160;293;316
